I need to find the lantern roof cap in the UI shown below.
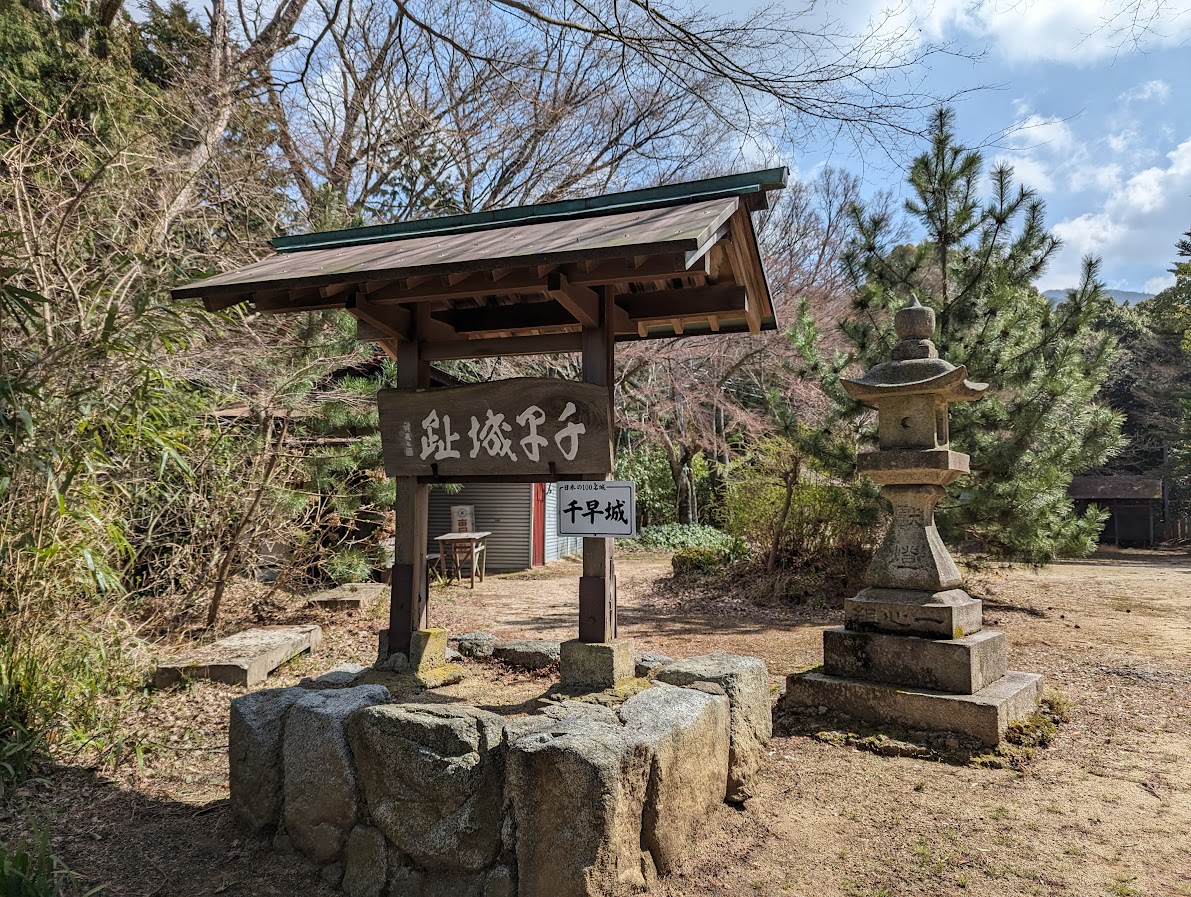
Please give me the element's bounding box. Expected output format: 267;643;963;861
842;359;987;405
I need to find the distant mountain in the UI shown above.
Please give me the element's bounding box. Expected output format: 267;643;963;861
1042;288;1153;306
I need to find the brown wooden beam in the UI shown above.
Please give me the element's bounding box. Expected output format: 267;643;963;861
364;269;554;304
619;284;746;321
579;285;616;644
204;294;249;312
547;272;599;328
419;332;584;361
388;334;430;659
436;302;575;334
254;287;348;313
319;282;351;299
722;208;766;335
563;253;707;287
347;295;411;339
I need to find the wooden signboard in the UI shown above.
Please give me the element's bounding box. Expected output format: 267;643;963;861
378;378;612;480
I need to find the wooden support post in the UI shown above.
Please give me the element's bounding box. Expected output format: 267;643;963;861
579;286;617;643
388;337;431;657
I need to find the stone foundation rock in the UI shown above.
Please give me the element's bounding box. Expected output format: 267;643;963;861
655;653;771;802
507;721;653;897
822;627;1007;693
451;632;499;658
343;824;387;897
229;653;771;895
619;683;730;873
228;686;307;831
634;652;673;678
282;686;390;863
348;705;506;872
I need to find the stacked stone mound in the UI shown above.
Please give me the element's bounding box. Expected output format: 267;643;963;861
229;653;771;897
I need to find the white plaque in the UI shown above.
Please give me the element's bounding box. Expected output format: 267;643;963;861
557;481;636;538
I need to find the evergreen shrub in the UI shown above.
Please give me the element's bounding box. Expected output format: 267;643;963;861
671;545;736;576
621;523;743;554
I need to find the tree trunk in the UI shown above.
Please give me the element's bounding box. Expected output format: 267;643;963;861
206;415;289;627
667;447;695;525
766;460;801;573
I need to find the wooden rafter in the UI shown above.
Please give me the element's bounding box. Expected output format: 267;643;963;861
547;272;600;328
436;302;575;334
346;295;411;339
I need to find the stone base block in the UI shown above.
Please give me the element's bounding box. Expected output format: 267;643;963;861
559;639;634;690
780;670;1042;746
845;587;982;639
414;663;465;689
410;628;448;672
823;627;1007;694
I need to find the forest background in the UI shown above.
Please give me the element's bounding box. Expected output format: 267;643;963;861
1;0;1190;853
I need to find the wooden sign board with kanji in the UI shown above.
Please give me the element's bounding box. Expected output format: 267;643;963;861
377;378;612;480
557;481;636;537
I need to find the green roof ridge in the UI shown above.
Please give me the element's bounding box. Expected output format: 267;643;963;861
271;167;788;254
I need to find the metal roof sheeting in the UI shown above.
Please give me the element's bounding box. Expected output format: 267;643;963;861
270;167;787;253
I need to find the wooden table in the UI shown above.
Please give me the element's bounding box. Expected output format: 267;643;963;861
433;531;491;588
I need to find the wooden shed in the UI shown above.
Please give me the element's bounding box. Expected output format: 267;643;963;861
1069;475;1163;547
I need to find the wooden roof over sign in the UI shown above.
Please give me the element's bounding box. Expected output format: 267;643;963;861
171;168;787;360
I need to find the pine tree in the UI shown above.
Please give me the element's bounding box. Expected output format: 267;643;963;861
1124;223;1191;518
794;108;1124;562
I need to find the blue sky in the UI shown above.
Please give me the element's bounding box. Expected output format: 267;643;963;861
767;0;1191;294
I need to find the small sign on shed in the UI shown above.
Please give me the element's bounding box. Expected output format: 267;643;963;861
557;481;636;538
450;505;475;533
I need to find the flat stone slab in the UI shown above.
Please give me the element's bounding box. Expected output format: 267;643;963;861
307;582;386;611
449;632;499;658
155;624;322;688
493;639;561;669
635;652;674;678
823;627;1007;694
780;669;1042;746
846;587;982;639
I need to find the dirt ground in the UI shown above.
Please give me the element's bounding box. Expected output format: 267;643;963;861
9;548;1190;897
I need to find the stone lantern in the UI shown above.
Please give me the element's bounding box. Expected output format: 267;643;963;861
843;297;985;614
779;298;1042;747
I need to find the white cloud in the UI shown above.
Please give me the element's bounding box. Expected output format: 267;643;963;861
997;153;1056;192
1145;272;1177;293
1068;162;1122;193
1120;79;1170;103
1010;113;1076;153
876;0;1191;65
1042;138;1191;290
